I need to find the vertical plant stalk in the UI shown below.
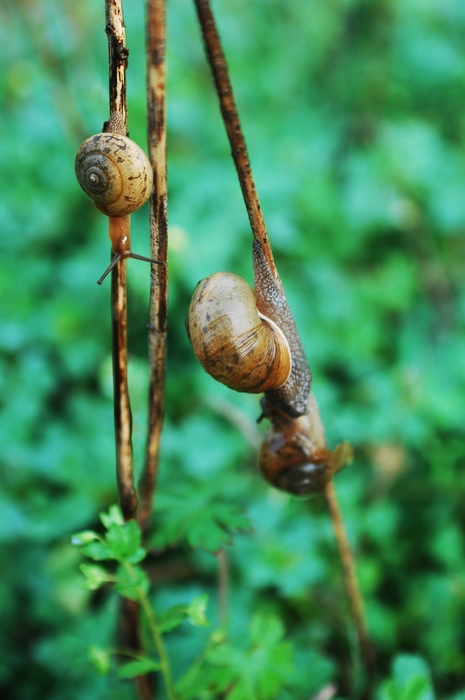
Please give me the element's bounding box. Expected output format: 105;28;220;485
216;549;229;628
105;0;137;521
105;4;148;699
138;0;169;534
325;479;375;695
110;223;137;519
193;0;280;286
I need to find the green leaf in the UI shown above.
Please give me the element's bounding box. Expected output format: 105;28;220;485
79;563;113;591
88;646;111;675
100;504;124;529
379;655;435;700
117;658;160;679
250;614;284;646
158;595;209;634
186;594;209;627
105;520;146;564
79;540;114;561
200;614;294;699
158;605;190;634
152;487;251;553
71;530;99;546
115;564;150;601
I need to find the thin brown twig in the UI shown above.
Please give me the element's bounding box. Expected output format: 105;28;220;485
193;0;280;285
105;3;149;698
138;0;169;534
324;479;375;697
110;232;137;519
105;0;136;523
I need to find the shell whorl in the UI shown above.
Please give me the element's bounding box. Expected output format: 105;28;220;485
186;272;292;394
75;133;153;217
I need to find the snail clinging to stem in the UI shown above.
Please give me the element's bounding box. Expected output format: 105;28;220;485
186;240;352;496
75;112;164;284
187;240;311;419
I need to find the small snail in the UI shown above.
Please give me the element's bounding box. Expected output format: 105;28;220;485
75;113;164;284
259;394;353;497
186;240;311;418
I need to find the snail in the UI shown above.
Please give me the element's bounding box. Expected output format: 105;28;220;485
186;240;311;418
75;113;164;284
259;394;353;497
186;271;291;393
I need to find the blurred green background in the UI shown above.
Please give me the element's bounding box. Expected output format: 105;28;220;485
2;0;465;697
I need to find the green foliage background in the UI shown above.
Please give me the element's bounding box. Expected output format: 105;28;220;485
2;0;465;697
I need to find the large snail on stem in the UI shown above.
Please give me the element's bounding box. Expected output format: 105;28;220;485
186;241;352;496
75;113;164;284
185;0;352;497
187;240;311;419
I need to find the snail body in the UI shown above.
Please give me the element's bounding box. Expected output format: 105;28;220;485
251;240;311;417
186;272;291;393
259;394;353;497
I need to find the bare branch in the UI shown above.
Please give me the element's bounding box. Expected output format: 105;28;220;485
193;0;280;285
138;0;169;533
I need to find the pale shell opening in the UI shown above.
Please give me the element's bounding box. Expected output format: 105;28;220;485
257;311;292;388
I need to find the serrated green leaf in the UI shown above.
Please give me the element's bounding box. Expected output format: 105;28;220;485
105;520;145;563
186;594;209;627
100;504;124;529
115;564;150;601
79;563;113;591
117;658;160;679
379;655;435;700
79;541;114;561
152;487;251;553
158;605;190;634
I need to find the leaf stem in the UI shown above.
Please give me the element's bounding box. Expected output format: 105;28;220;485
324;479;375;697
124;564;177;700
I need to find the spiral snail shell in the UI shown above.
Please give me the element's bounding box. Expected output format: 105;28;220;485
259;394;353;496
75;132;153;217
186;272;292;393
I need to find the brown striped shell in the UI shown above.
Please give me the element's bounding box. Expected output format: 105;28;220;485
75;133;153;217
186;272;292;393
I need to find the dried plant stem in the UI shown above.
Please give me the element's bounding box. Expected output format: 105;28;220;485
325;479;375;695
105;4;148;698
138;0;169;534
105;0;128;128
193;0;280;285
105;1;136;522
110;231;137;519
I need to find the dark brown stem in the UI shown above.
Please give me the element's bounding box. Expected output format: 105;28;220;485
324;479;375;697
105;4;149;698
193;0;280;286
105;6;137;522
111;242;137;519
138;0;169;534
105;0;129;132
